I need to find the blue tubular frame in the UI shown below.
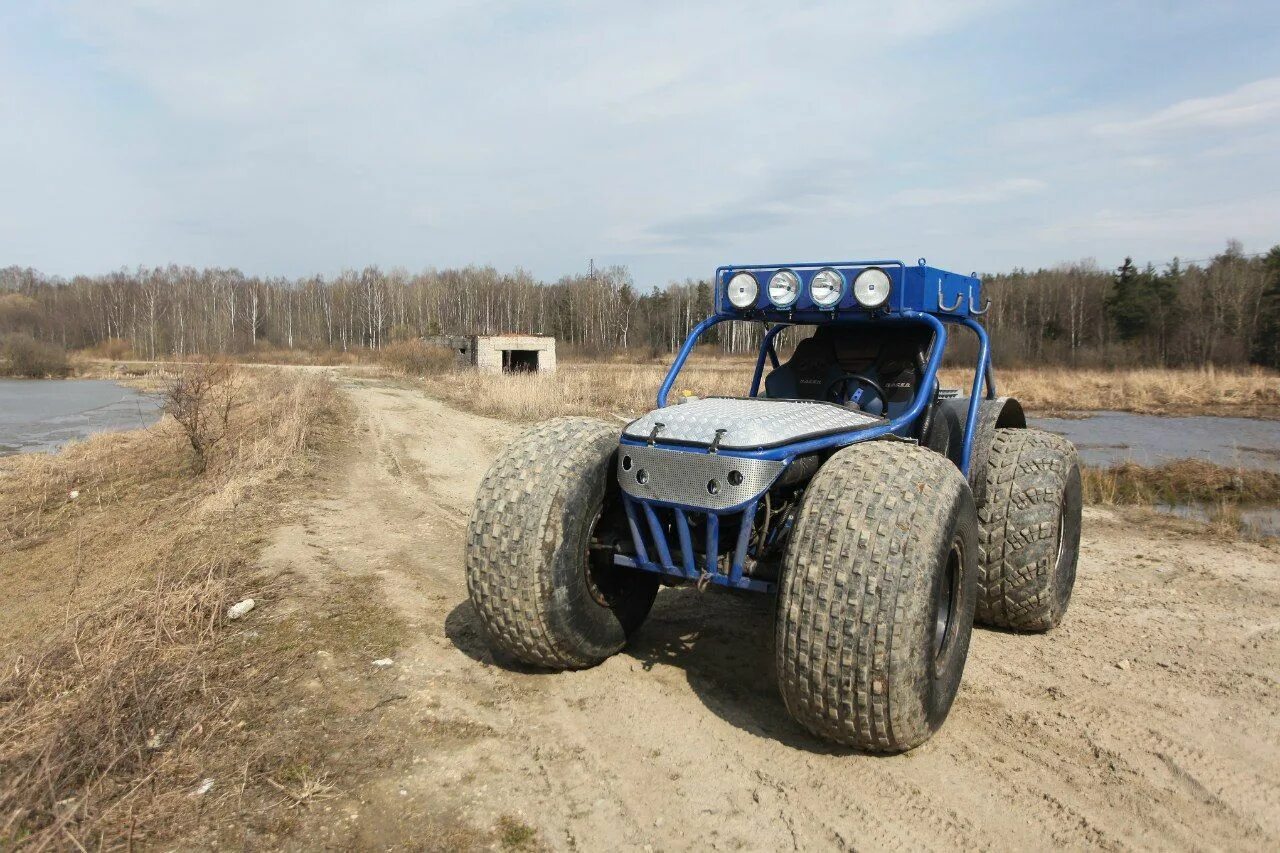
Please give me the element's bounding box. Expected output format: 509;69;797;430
623;259;996;594
615;497;776;593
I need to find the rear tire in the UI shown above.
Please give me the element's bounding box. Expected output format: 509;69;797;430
776;441;979;752
974;428;1082;631
465;418;658;669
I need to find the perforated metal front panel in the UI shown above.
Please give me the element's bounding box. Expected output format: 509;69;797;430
623;397;880;450
617;444;786;511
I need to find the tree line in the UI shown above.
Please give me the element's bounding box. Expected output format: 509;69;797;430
2;240;1279;368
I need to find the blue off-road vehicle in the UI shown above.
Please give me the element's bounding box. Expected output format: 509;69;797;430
466;259;1082;752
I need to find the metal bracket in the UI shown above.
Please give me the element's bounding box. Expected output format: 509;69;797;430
707;428;728;455
969;282;990;315
938;280;965;313
647;422;665;446
967;284;988;313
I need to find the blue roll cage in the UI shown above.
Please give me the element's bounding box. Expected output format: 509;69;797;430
613;259;996;594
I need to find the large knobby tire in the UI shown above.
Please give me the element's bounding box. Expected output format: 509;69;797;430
465;418;658;669
776;441;979;752
974;428;1082;631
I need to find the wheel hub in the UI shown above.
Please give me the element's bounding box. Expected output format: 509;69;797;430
933;540;962;665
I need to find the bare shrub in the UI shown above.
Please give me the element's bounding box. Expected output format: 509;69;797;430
162;360;240;473
0;332;71;378
0;293;42;334
89;337;134;360
375;340;456;375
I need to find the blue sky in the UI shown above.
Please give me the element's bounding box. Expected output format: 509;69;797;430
1;1;1278;286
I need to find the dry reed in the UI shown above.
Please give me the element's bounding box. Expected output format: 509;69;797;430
0;369;340;849
1081;459;1280;506
413;361;1280;423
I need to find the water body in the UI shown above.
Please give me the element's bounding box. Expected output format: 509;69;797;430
1029;412;1280;472
0;379;163;456
1155;503;1280;539
1026;411;1280;538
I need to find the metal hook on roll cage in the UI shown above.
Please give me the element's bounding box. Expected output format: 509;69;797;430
938;280;965;313
969;281;990;315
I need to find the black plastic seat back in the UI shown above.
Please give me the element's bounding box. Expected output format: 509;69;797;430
765;324;937;430
762;335;845;401
823;325;933;418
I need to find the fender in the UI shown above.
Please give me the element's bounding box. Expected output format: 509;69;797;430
938;396;1026;501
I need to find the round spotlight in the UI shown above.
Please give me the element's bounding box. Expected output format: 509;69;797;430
768;269;800;308
853;267;892;309
810;268;845;308
726;272;759;309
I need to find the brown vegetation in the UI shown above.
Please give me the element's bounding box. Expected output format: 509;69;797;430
942;365;1280;416
0;370;359;848
404;359;1280;422
86;337;134;360
1082;459;1280;506
0;333;70;378
373;339;456;375
4;239;1278;369
162;360;240;473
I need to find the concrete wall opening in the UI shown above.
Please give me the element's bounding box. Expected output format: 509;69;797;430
423;334;557;374
502;350;539;372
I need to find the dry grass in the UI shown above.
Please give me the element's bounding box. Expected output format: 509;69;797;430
373;340;457;375
416;358;753;422
0;368;343;849
1082;459;1280;506
414;361;1280;423
941;365;1280;416
1084;459;1280;541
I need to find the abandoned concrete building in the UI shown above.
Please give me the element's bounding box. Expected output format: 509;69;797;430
426;334;557;374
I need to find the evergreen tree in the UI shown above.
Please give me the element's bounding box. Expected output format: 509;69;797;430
1251;245;1280;368
1105;256;1149;341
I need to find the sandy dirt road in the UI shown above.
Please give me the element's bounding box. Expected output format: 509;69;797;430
269;376;1280;851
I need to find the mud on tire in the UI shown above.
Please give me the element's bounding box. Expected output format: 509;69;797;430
776;441;979;752
465;418;658;669
974;428;1082;631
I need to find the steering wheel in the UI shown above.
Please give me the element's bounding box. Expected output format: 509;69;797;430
825;372;888;415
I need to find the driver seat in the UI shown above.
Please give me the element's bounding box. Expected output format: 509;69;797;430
762;335;845;402
764;325;936;428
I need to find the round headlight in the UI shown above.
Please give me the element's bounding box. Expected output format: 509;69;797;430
768;270;800;308
810;268;845;308
726;272;759;309
853;267;891;309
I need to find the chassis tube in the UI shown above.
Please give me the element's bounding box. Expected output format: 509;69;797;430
657;314;731;408
749;323;792;397
948;316;992;477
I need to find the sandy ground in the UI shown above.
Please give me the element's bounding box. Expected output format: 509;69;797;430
265;375;1280;851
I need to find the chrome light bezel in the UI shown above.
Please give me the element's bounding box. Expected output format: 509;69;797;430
852;267;892;309
767;269;801;308
726;272;759;310
809;267;846;308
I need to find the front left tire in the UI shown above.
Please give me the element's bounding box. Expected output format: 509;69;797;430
465;417;658;669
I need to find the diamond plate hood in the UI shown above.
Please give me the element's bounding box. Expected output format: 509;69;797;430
622;397;881;451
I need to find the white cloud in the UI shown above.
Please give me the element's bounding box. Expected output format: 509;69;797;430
1095;76;1280;137
1;1;1276;283
889;178;1047;208
1037;195;1280;249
